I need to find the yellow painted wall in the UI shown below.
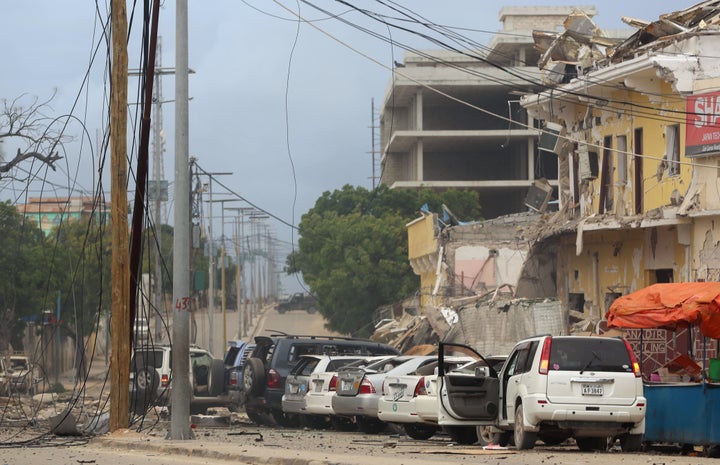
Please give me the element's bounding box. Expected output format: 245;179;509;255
562;81;690;216
408;214;437;261
557;226;686;318
407;214;439;308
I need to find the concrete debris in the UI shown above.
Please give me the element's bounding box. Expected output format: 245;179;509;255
610;1;720;62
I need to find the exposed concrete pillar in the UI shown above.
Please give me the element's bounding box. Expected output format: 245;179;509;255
415;89;423;131
417;139;424;182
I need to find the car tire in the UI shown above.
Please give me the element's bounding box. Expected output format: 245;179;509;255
514;404;537;450
207;358;225;397
243;357;266;396
356;416;387;434
246;408;266;425
271;408;300;428
576;436;608;451
620;433;643;452
403;423;438;440
330;416;357;432
134;366;160;394
443;425;478;445
300;414;331;430
476;425;496;446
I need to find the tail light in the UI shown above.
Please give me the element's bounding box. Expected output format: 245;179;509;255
161;374;169;387
267;368;281;388
538;337;552;375
229;372;238;386
623;339;642;377
329;375;338;392
414;376;427;397
358;378;376;395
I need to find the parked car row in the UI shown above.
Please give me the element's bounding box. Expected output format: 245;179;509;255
132;333;647;453
266;334;647;452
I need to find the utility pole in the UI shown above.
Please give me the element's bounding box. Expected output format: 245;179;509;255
228;207;253;337
207;198;238;351
109;0;130;432
201;173;232;356
171;0;192;440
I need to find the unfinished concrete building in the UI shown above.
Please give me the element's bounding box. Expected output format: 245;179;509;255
378;6;607;219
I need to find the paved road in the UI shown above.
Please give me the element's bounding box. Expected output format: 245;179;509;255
254;306;343;338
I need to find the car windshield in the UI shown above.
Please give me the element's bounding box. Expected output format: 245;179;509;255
549;338;633;373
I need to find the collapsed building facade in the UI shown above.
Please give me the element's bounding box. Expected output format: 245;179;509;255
376;2;720;367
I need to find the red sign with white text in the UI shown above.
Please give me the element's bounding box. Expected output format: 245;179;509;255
686;91;720;157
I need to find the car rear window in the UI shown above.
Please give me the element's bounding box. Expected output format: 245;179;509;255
549;338;633;373
131;350;164;369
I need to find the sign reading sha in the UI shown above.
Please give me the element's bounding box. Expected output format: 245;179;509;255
687;91;720;157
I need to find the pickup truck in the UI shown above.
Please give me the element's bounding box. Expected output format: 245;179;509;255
276;293;318;314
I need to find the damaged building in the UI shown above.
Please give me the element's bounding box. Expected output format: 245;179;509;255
376;2;720;364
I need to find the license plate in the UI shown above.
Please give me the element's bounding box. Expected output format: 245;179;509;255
341;380;352;391
289;384;299;394
314;381;323;393
581;383;604;396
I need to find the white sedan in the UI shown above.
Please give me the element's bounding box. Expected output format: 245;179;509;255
377;357;473;440
415;354;507;444
332;355;436;434
302;355;395;430
282;355;369;428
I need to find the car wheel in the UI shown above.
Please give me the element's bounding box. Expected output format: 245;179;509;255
514;404;537;450
576;436;608;451
246;409;266;425
271;408;300;428
620;434;643;452
356;417;387;434
443;425;478;445
207;358;225;397
134;366;159;394
300;414;331;430
476;426;496;446
403;423;438;440
330;416;357;432
243;357;266;396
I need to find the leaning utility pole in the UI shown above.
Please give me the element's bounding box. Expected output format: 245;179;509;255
109;0;130;432
171;0;192;440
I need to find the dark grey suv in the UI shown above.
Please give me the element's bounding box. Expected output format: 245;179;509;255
242;334;399;426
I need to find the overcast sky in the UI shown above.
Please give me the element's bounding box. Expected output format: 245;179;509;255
0;0;684;292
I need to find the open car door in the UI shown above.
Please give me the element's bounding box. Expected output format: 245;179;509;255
437;342;501;425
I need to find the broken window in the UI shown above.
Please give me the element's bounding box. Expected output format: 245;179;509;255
568;293;585;313
617;135;627;186
666;125;680;176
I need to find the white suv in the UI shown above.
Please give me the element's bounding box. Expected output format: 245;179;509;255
130;344;228;414
438;335;646;451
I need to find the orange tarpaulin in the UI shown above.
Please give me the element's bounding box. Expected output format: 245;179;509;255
606;282;720;339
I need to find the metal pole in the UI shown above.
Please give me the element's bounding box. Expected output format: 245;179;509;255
207;177;215;355
221;206;227;350
153;37;164;342
171;0;192;440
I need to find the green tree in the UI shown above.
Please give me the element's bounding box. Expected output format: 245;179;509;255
289;185;480;337
0;201;47;350
46;214;111;343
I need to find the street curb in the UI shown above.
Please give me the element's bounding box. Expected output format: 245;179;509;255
93;437;346;465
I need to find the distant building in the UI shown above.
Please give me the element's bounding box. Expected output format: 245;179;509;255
19;196;109;235
379;5;632;220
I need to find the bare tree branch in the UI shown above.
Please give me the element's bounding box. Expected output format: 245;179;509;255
0;91;68;178
0;148;61;173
